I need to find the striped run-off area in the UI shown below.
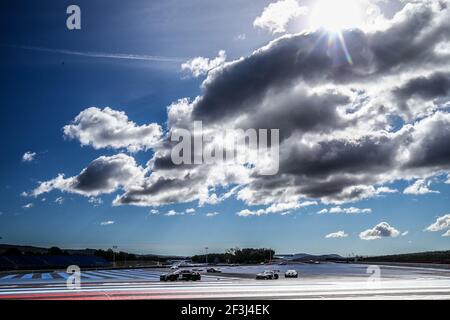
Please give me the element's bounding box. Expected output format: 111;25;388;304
0;268;233;284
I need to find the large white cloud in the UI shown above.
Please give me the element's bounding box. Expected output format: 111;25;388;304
34;1;450;212
426;214;450;237
359;222;400;240
63;107;162;152
253;0;308;34
32;154;145;197
403;179;439;195
181;51;227;77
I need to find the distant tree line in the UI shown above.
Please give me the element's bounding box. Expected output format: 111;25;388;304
0;247;70;256
191;248;275;264
93;250;182;262
0;246;178;263
93;249;137;262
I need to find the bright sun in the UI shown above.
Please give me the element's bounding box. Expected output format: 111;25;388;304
310;0;363;32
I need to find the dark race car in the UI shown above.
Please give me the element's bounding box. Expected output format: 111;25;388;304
206;267;222;273
256;270;279;280
160;270;180;281
160;270;201;282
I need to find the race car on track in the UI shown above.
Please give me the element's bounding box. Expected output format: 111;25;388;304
256;270;279;280
284;270;299;278
160;270;201;281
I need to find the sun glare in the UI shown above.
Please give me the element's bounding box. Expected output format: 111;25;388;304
310;0;363;32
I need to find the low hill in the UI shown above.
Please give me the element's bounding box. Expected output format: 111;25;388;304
362;250;450;264
275;253;343;261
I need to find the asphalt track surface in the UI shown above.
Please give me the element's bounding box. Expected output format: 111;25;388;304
1;264;449;300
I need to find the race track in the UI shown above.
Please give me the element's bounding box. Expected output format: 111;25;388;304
1;264;449;300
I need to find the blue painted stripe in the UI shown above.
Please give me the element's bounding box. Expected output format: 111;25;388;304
41;273;53;280
112;271;158;279
21;273;33;280
101;269;161;280
105;271;142;278
81;272;104;279
83;271;118;279
110;269;159;276
120;268;159;274
94;270;140;279
119;270;161;279
125;269;161;275
0;274;18;280
87;270;132;280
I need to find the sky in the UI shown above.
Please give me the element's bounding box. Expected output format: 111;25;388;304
0;0;449;256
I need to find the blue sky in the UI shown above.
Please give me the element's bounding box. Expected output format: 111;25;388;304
1;0;449;256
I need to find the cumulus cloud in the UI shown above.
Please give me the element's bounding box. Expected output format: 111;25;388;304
22;203;33;209
22;151;36;163
253;0;308;34
393;72;450;118
34;1;450;212
100;220;115;226
149;209;159;215
164;210;184;216
376;187;398;194
237;209;265;217
88;197;103;206
206;212;220;217
181;51;227;77
114;160;249;207
325;231;348;238
403;179;440;195
324;206;372;214
185;208;196;214
359;222;400;240
237;200;316;217
54;197;64;205
32;154;145;197
426;214;450;237
63;107;162;152
175;2;450;207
